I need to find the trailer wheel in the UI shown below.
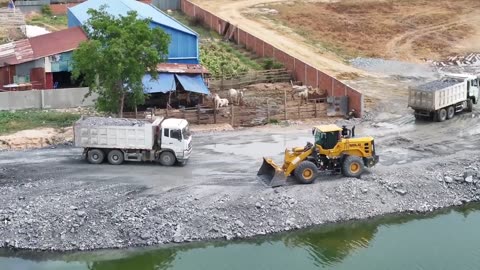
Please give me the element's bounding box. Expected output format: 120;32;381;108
447;106;455;119
87;149;104;164
159;151;176;166
294;161;318;184
342;156;364;178
437;109;447;122
107;150;124;165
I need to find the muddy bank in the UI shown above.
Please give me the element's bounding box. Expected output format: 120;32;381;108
1;118;480;250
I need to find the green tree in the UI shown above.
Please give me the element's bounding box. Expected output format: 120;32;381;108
72;6;170;117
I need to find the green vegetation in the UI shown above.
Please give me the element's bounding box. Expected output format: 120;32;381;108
168;11;283;77
72;7;170;117
41;4;52;16
0;110;80;135
26;14;68;30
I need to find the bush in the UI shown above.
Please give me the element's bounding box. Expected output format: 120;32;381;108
262;58;284;69
41;5;52;16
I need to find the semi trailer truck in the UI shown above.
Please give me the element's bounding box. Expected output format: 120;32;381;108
74;116;192;166
408;74;479;121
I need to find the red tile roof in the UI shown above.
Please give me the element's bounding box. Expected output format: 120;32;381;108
29;27;87;59
156;63;209;74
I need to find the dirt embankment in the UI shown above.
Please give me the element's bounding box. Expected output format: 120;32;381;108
0;128;73;150
259;0;480;61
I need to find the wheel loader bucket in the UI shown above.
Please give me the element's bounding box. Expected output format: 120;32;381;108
257;158;288;187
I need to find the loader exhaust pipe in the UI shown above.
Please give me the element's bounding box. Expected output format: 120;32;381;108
257;158;288;187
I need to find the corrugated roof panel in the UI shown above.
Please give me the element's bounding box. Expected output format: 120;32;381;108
68;0;197;36
29;27;88;59
175;74;209;95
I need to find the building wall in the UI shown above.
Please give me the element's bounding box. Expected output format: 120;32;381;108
0;87;97;110
15;59;45;77
155;22;198;63
16;0;51;14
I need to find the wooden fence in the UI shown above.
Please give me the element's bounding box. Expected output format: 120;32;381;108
124;97;328;127
209;69;292;90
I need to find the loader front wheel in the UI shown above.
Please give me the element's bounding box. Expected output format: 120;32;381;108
342;156;364;178
294;161;318;184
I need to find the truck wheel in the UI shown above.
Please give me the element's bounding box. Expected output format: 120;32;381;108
107;150;124;165
342;156;364;178
160;151;176;166
447;106;455;119
294;161;319;184
437;109;447;122
87;149;104;164
467;99;473;112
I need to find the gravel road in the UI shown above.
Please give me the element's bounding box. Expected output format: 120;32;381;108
2;106;480;250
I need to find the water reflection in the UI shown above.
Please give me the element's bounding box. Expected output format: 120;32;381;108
1;204;479;270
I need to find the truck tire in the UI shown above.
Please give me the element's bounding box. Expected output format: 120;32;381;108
294;161;319;184
107;150;124;165
159;151;176;166
447;106;455;119
467;99;473;112
87;149;104;164
437;109;447;122
342;156;364;178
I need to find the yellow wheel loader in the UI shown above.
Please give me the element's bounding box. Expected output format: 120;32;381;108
257;124;379;187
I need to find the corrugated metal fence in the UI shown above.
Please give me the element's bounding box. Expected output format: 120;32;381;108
153;0;180;10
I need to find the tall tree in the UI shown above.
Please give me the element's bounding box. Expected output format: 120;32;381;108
72;6;170;117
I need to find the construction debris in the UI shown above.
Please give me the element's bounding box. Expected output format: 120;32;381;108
431;53;480;68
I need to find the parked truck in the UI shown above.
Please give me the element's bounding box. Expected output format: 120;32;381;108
408;74;479;121
74;116;192;166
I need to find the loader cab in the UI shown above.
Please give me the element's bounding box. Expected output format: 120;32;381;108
313;124;343;150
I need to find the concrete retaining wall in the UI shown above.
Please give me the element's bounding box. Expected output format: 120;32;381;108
180;0;364;116
0;87;97;110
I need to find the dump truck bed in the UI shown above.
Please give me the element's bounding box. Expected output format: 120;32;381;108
74;117;160;150
408;79;467;111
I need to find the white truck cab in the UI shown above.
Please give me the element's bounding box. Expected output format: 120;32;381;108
160;118;192;165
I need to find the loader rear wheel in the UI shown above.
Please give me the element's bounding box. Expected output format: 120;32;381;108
159;151;176;166
87;149;104;164
107;150;124;165
294;161;318;184
342;156;364;178
447;106;455;119
437;109;447;122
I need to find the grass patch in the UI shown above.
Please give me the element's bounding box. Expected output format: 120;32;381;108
0;110;80;135
26;14;68;30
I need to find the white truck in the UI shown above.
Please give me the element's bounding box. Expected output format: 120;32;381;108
74;116;192;166
408;74;479;121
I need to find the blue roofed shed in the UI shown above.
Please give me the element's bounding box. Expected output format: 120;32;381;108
67;0;199;64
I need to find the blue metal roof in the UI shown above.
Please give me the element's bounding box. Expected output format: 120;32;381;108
176;74;209;95
68;0;197;37
142;73;209;94
142;73;176;93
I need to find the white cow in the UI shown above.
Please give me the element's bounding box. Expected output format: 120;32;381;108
228;88;245;105
214;94;229;109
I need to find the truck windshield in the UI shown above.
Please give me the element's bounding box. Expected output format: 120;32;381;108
182;126;191;140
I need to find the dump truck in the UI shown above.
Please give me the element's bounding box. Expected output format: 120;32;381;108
408;74;479;121
258;124;379;187
74;116;192;166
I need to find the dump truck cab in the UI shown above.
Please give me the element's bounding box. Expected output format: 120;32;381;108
258;124;379;187
159;118;193;163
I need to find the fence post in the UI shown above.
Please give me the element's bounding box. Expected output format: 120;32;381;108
298;100;301;119
230;104;234;126
266;98;270;122
197;104;201;124
213;107;217;124
284;87;287;120
314;101;318;118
